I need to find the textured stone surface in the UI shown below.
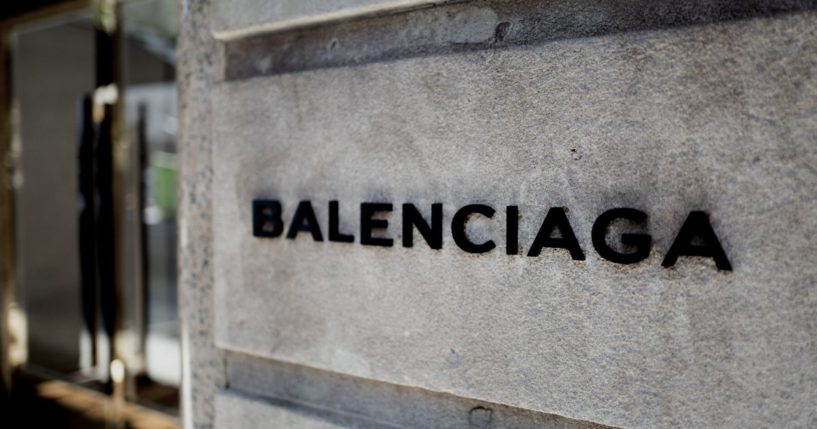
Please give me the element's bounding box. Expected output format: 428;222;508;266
211;10;817;429
212;0;448;39
178;0;226;427
223;0;817;79
215;392;350;429
221;351;612;428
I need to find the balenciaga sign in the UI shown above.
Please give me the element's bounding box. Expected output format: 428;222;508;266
198;4;817;427
252;199;732;271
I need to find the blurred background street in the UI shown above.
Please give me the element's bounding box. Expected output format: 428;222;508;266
0;1;181;426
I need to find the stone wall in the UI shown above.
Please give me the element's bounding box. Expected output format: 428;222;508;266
178;1;817;427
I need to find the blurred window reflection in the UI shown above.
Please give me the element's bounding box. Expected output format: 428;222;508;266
7;0;180;417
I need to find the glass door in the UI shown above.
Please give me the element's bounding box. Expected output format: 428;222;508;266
3;0;179;425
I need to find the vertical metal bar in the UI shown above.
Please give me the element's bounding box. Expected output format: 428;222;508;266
93;0;123;392
0;29;15;397
78;94;97;368
96;102;117;378
137;103;149;368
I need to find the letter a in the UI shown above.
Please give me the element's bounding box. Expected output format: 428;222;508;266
662;211;731;271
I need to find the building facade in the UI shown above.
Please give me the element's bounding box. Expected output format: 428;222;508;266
178;1;817;428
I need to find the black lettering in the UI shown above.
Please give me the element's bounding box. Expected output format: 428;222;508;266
402;203;443;249
361;202;394;247
506;205;519;255
286;200;323;241
452;204;496;253
329;200;354;243
662;211;732;271
252;199;284;238
528;207;585;260
592;208;651;264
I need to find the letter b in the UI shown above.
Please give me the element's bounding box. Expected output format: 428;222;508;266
253;199;284;238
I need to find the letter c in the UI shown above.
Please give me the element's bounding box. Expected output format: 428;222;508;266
451;204;496;253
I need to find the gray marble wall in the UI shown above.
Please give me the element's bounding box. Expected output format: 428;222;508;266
179;1;817;428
